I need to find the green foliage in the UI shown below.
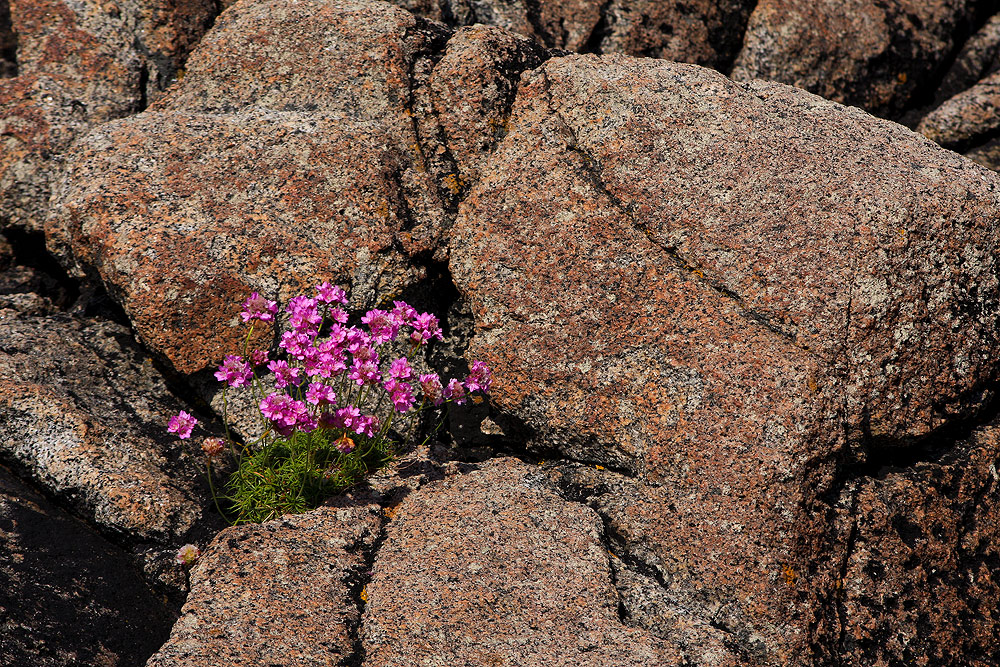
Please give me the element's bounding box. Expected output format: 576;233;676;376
221;429;394;524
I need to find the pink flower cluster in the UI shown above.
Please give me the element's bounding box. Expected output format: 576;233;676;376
169;283;492;451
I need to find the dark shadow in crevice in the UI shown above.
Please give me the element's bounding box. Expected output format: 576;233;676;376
579;0;612;55
844;378;1000;480
2;227;80;309
0;0;16;78
896;1;1000;127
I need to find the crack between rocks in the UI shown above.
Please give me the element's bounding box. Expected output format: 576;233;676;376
579;0;613;55
520;0;550;48
400;19;465;220
545;461;759;665
831;484;860;666
339;510;389;667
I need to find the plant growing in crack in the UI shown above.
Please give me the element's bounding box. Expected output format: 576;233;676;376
167;282;490;524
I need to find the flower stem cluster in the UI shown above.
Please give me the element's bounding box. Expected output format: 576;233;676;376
167;283;490;525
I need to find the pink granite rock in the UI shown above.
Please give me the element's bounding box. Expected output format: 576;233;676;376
363;458;735;666
0;311;210;543
449;54;1000;662
732;0;992;118
0;0;216;232
49;0;549;374
147;504;383;666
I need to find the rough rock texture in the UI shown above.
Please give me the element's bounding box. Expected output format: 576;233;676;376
429;25;549;187
364;458;733;666
934;12;1000;105
0;0;216;232
0;310;213;551
393;0;754;68
0;464;175;667
833;425;1000;665
449;55;1000;662
732;0;993;118
919;70;1000;154
49;0;549;375
146;503;382;667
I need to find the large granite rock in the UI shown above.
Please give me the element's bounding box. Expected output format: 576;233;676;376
0;311;210;543
49;0;550;375
363;458;735;666
449;54;1000;662
393;0;754;68
732;0;993;118
0;303;222;603
146;503;383;667
0;464;174;667
0;0;216;232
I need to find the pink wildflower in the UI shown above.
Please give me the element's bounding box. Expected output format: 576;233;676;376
250;349;269;366
329;307;349;324
241;292;277;323
260;393;292;421
354;414;380;437
410;312;443;346
349;359;381;386
214;354;252;387
444;378;467;404
465;360;492;393
332;405;361;430
305;382;337;406
280;329;315;359
267;359;301;389
168;411;198;439
389;357;412;379
315;282;348;305
287;295;321;333
419;373;445;406
346;328;371;354
392;300;417;326
384;378;415;412
362;309;399;344
176;544;200;567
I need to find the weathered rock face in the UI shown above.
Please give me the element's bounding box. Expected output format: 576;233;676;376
0;465;175;667
732;0;993;118
919;69;1000;161
393;0;755;68
449;54;1000;662
0;310;215;553
834;426;1000;665
933;12;1000;106
364;458;734;666
146;503;383;667
49;0;552;375
429;25;549;187
0;0;216;232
